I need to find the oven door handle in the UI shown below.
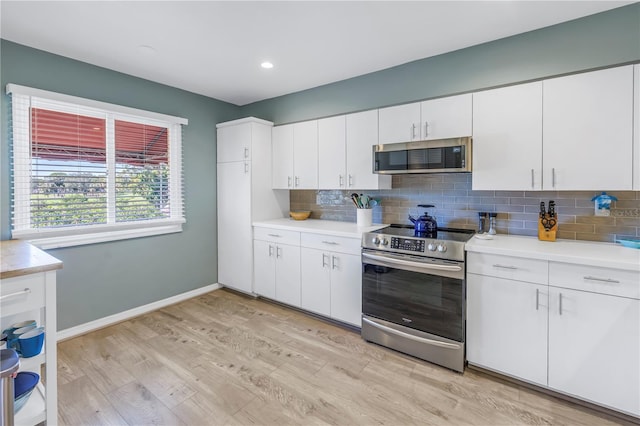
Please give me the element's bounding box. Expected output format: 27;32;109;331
362;252;462;272
362;317;461;350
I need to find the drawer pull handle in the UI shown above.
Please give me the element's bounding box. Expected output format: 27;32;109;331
493;264;518;270
583;276;620;284
0;288;31;301
322;241;339;245
267;234;282;238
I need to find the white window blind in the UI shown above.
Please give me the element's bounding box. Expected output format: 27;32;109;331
7;84;188;248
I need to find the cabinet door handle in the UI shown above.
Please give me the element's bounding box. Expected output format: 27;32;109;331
339;174;344;187
0;288;31;301
332;255;338;270
411;124;417;140
584;276;620;284
492;264;518;270
531;169;535;189
322;253;329;268
535;288;539;311
295;176;300;187
559;292;563;316
321;241;339;245
244;162;249;174
424;121;429;138
287;176;292;188
348;174;353;187
276;247;282;259
244;147;249;158
552;168;556;188
268;245;274;257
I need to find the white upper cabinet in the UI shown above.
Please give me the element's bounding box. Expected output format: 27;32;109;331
420;93;472;140
318;115;347;189
272;124;294;189
293;120;319;189
272;121;318;189
317;110;391;190
217;121;252;163
346;110;391;190
472;82;543;190
378;94;472;145
543;65;634;190
378;102;422;144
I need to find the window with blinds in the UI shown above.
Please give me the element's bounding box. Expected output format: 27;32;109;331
7;84;188;248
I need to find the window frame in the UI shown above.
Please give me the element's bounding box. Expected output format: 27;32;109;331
6;84;188;249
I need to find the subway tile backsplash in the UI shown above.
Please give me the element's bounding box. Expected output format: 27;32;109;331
289;174;640;243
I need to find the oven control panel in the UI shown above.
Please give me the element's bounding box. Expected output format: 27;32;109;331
390;237;425;253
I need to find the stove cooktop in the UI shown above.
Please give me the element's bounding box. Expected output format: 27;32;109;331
374;224;475;243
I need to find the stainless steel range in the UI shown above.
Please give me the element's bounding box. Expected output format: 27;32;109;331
361;225;474;372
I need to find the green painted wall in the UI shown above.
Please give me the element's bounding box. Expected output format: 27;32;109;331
0;40;242;330
241;3;640;124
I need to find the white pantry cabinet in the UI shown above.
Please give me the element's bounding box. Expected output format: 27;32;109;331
272;120;318;189
472;82;543;190
543;65;634;190
378;94;472;144
300;233;362;327
317;111;391;190
217;118;288;294
253;227;301;307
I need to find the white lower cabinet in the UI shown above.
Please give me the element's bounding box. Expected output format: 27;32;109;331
467;274;548;386
253;228;301;307
548;287;639;416
300;233;362;327
467;252;640;418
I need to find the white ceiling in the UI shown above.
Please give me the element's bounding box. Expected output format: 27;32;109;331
1;1;634;106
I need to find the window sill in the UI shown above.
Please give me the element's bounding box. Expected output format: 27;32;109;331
20;223;183;250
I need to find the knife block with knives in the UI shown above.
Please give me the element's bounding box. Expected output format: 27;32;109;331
538;201;558;241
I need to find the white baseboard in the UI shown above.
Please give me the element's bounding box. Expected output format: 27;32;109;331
57;283;221;341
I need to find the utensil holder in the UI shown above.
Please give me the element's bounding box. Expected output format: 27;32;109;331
538;214;558;242
357;208;372;227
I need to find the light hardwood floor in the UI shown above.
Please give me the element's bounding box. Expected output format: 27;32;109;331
57;289;633;425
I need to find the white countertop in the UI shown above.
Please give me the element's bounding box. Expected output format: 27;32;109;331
466;234;640;271
253;218;388;239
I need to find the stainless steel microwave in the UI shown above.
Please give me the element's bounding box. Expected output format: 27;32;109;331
372;137;472;174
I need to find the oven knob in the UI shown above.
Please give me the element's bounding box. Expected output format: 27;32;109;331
381;238;389;246
372;237;381;245
437;244;447;253
427;243;436;251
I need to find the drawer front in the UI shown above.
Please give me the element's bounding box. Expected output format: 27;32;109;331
549;262;640;299
300;233;361;256
0;273;46;316
467;252;548;285
253;227;300;246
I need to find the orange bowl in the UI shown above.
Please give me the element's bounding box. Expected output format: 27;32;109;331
289;210;311;220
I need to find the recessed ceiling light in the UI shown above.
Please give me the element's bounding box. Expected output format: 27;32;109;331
261;61;274;69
